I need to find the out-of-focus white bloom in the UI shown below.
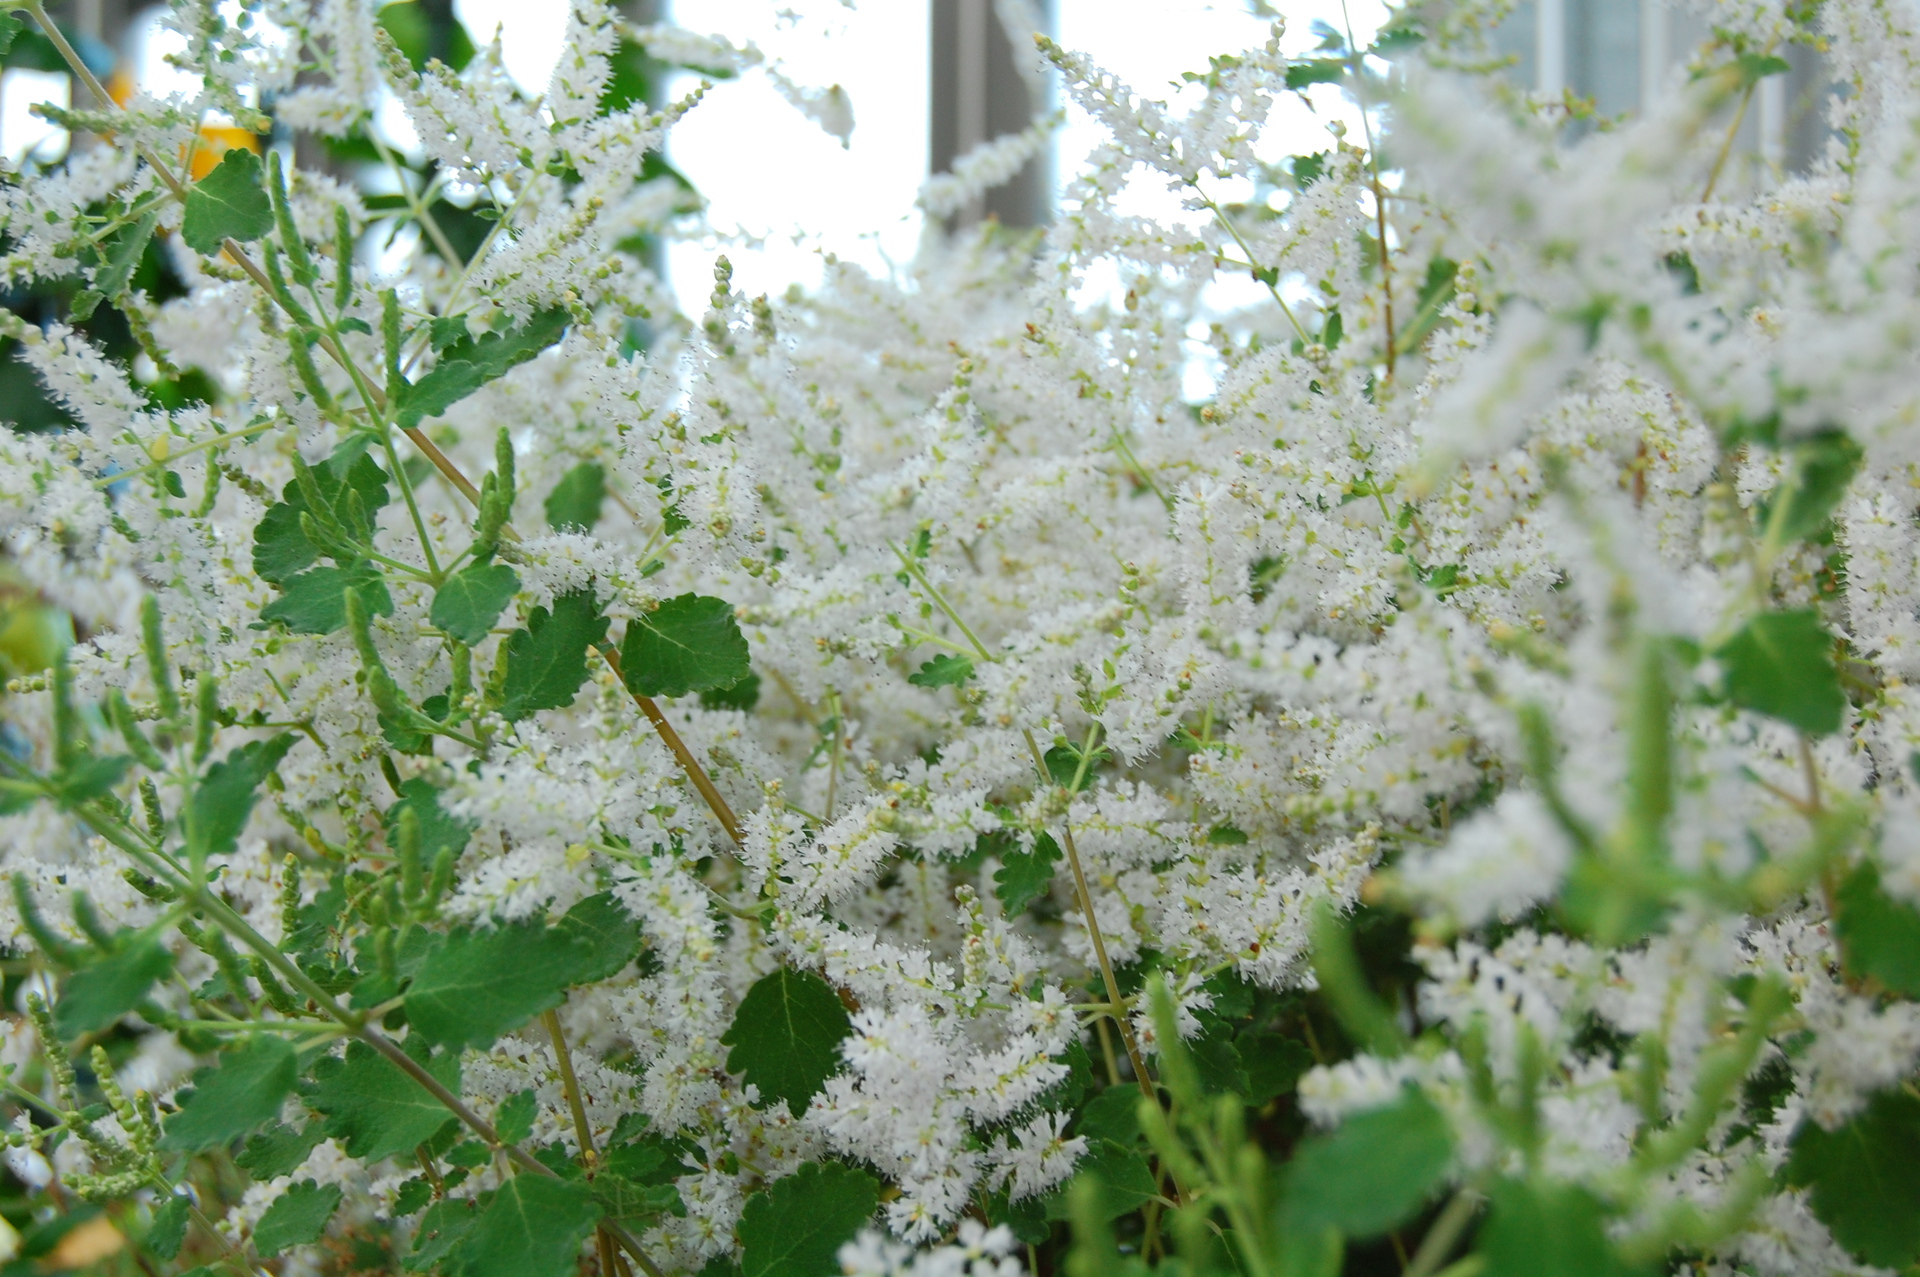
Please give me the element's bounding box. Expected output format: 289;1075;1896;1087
1397;792;1572;928
839;1219;1023;1277
1297;1055;1429;1128
767;69;855;147
919;115;1061;219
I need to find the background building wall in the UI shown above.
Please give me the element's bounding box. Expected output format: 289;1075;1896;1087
1491;0;1834;185
929;0;1054;229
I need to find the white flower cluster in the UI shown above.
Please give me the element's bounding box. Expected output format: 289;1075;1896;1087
5;0;1920;1272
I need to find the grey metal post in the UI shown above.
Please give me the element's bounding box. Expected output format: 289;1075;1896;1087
929;0;1054;229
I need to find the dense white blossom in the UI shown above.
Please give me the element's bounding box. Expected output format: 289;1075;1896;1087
4;0;1920;1273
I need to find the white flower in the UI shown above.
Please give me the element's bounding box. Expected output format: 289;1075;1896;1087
1398;792;1572;928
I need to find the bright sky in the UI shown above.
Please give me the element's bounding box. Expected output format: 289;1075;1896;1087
1;68;69;165
637;0;1392;308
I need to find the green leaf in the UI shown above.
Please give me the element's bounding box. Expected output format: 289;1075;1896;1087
993;1191;1051;1245
1190;1024;1250;1098
443;1175;602;1277
1044;744;1106;791
0;13;21;58
1291;151;1329;187
498;589;609;722
406;1198;480;1272
236;1122;325;1180
53;938;173;1038
307;1039;462;1162
545;462;608;532
1834;859;1920;996
495;1089;538;1145
1767;431;1862;546
181;148;273;254
1476;1179;1649;1277
94;209;162;304
260;563;394;635
148;1195;190;1260
721;967;852;1117
429;315;472;350
593;1175;684;1226
394;1178;435;1216
51;753;132;806
396;309;570;429
252;453;390;584
378;0;477;72
602;1118;696;1186
189;733;294;861
1075;1086;1143;1146
252;505;318;585
431;563;521;646
994;832;1061;916
1715;609;1846;735
1371;21;1426;54
160;1036;299;1152
1053;1141;1158;1222
1785;1086;1920;1267
551;891;645;985
701;671;762;712
739;1162;879;1277
253;1180;341;1257
1241;1031;1314;1105
908;654;973;688
619;594;750;699
1285;59;1346;90
404;919;599;1049
386;777;477;863
1734;52;1793;85
1280;1089;1453;1239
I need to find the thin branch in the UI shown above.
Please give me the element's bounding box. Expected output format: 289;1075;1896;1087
543;1007;599;1166
1022;724;1156;1096
602;645;744;846
1342;0;1398;381
1700;79;1758;203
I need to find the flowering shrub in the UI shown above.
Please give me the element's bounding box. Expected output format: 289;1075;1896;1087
4;0;1920;1274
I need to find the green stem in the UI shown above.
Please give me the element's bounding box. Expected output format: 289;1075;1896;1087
380;431;444;580
1700;78;1759;203
1341;0;1397;381
357;546;439;583
891;546;995;661
542;1008;598;1166
1021;726;1154;1096
369;131;464;269
823;689;844;821
91;418;283;490
1405;1190;1482;1277
186;1202;261;1277
1197;193;1312;345
166;1017;344;1036
400;177;537;376
1110;425;1174;514
892;624;977;656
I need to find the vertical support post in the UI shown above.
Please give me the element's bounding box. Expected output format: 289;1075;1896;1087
1639;0;1669;111
1758;73;1786;173
952;1;989;225
929;0;1054;230
1537;0;1567;98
